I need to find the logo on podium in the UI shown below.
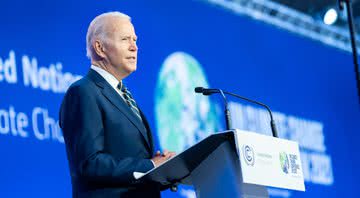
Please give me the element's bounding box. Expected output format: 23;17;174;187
243;145;255;166
279;152;290;174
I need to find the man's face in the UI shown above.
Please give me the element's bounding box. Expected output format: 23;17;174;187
103;18;138;77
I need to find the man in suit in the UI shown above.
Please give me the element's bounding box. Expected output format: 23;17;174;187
59;12;175;197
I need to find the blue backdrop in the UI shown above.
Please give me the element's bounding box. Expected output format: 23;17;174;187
0;0;359;197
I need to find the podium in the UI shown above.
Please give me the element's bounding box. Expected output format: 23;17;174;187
136;130;305;198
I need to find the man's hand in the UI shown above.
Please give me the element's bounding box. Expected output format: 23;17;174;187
151;150;176;167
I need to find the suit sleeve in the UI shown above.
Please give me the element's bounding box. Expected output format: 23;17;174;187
59;84;154;185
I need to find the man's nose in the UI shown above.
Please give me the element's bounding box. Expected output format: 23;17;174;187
129;41;138;51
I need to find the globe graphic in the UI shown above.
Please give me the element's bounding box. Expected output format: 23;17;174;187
154;52;221;153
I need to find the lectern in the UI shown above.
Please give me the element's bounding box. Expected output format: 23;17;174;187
135;130;305;198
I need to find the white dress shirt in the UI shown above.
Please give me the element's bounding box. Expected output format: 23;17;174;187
90;65;124;98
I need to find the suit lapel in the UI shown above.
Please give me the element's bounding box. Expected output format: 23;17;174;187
139;110;154;154
87;69;151;150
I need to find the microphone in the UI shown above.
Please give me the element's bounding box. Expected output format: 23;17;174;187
338;0;344;11
195;87;279;138
195;87;218;95
195;87;232;130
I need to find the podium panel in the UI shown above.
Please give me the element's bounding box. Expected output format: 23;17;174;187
234;130;305;191
136;130;305;197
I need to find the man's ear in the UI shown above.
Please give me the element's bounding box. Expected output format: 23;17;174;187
93;40;106;59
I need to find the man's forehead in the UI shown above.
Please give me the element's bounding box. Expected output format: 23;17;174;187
106;18;134;32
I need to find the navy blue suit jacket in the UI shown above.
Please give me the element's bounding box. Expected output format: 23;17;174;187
59;69;160;197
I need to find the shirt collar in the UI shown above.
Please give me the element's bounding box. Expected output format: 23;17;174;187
90;65;120;91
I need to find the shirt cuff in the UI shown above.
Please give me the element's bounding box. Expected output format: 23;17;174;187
150;159;156;168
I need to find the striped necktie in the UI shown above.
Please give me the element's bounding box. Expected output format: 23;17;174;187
117;82;142;120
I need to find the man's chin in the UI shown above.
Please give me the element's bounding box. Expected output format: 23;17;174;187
131;64;137;72
125;65;137;74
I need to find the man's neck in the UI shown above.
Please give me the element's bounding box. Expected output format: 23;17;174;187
92;60;126;82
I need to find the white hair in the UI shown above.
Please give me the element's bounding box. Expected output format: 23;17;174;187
86;11;131;59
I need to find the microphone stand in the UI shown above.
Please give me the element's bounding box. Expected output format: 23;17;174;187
339;0;360;105
197;87;232;130
197;87;278;138
222;91;278;138
218;89;232;130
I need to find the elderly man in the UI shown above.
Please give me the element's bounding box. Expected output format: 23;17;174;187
59;12;175;197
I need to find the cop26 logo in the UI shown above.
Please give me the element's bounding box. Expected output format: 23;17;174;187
242;145;255;166
279;152;290;174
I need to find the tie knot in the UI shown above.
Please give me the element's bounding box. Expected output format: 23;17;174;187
117;82;133;99
116;82;141;120
117;81;126;92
